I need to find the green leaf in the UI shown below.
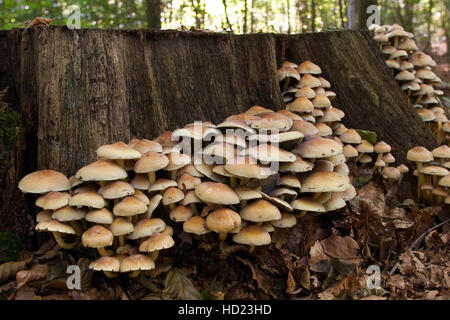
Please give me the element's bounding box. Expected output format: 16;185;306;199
356;130;377;145
353;175;372;188
442;97;450;103
0;231;21;263
163;268;201;300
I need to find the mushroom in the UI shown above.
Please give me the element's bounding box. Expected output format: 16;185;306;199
120;254;155;278
240;199;281;226
75;160;127;187
134;151;169;185
35;220;77;250
82;225;114;257
407;146;434;200
232;225;271;253
110;217;134;247
206;208;241;241
89;256;120;278
139;233;175;261
96;142;141;169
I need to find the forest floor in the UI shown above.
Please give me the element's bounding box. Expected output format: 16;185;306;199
0;173;449;300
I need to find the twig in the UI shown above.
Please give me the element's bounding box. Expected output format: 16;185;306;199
389;218;450;275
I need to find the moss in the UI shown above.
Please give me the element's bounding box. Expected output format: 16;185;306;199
0;231;21;263
0;89;23;172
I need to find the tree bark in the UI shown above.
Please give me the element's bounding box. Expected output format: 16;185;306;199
146;0;161;29
0;27;437;240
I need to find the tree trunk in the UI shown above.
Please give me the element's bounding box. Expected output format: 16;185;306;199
311;0;316;32
0;27;437;241
146;0;161;29
347;0;358;29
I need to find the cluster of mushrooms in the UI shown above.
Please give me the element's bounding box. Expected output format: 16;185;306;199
18;59;415;279
369;23;448;144
277;60;408;188
407;144;450;205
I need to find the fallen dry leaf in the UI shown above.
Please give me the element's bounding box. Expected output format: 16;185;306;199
16;264;48;289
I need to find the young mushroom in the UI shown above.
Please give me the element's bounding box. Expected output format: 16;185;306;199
139;233;175;261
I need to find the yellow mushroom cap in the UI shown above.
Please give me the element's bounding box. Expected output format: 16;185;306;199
19;170;70;194
232;225;271;246
82;225;114;248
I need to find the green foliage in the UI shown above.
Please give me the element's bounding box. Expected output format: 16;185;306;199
0;231;21;263
356;129;377;145
200;290;217;300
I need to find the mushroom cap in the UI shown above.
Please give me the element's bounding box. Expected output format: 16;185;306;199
245;144;296;163
178;164;205;178
148;179;178;192
324;195;346;212
214;133;248;149
147;194;163;217
36;220;76;234
432;186;448;197
409;51;435;67
96;142;141;160
165;152;191;171
291;198;326;212
326;153;346;166
279;155;314;173
133;139;164;154
374;141;391;154
270;188;297;198
170;205;193;222
181;190;202;206
301;171;349;192
172;123;220;141
382;167;401;180
120;254;155;272
439;174;450;187
320;107;345;122
162;187;185;206
134;151;169;173
248;131;304;145
287;96;314;113
334;163;350;176
177;173;202;191
35;191;70;210
359;154;373;164
36;210;53;223
432;145;450;159
316;122;332;136
113;196;147;216
407;146;433;162
419;165;449;176
110;217;134;236
98;181;135;199
335;185;357;201
201;142;238;161
194;162;225;182
183;216;210;235
206;208;241;233
374;159;386;167
234;186;263;201
69;191;106;209
133;190;150;205
240;199;281;222
89;257;120;272
85;208;114;224
343;144;359;158
216;119;255;134
278;174;301;189
298;74;322;88
291;120;319;136
19;170;70;194
397;164;409;174
292;137;343;159
312;94;331;109
340;129;362;144
139;233;175;253
131;174;150;190
52;206;87;222
232;225;271;246
356;140;374;153
382;153;395;164
295;86;316;99
195;182;240;205
297;60;322;74
249;112;293;131
277;67;301;82
76;160;128;182
82;225;114;248
271;213;297;228
128;218;166;240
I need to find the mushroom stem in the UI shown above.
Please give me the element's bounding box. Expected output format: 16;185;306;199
69;221;83;236
218;232;228;241
416;162;423;201
148;172;156;185
240;178;250;186
169;203;176;211
128;270;141;278
116;159;125;169
248;245;255;254
118;235;125;247
282;77;291;93
240;200;248;209
230;176;238;188
99;181;106;188
97;247;111;257
170;170;177;180
373;153;383;170
150;251;159;261
190;203;199;215
52;232;77;250
104;271;118;278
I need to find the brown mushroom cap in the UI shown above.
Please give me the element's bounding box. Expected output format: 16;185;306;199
96;142;141;160
407;146;434;162
134;151;169;173
374;141;391;154
162;187;185;206
432;145;450;159
113;196;147;217
131;174;150;190
340;129;362;144
232;225;271;246
297;60;322;74
292;137;343;159
19;170;70;194
287;96;314;113
69;191;107;209
301;171;350;193
85;208;114;224
277;67;301;82
206;208;241;233
110;217;134;236
419;165;449;176
195;182;240;205
76;160;128;182
82;225;114;248
36;210;53;223
279;155;314;173
139;233;175;253
439;174;450;187
98;181;135;199
52;206;87;222
120;254;155;272
382;167;401;180
240;199;281;222
133;139;163;154
271;213;297;228
127;218;166;240
183;216;210;235
170;205;194;222
291;198;326;212
35;191;70;210
177;173;202;191
89;256;120;272
148;179;178;192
